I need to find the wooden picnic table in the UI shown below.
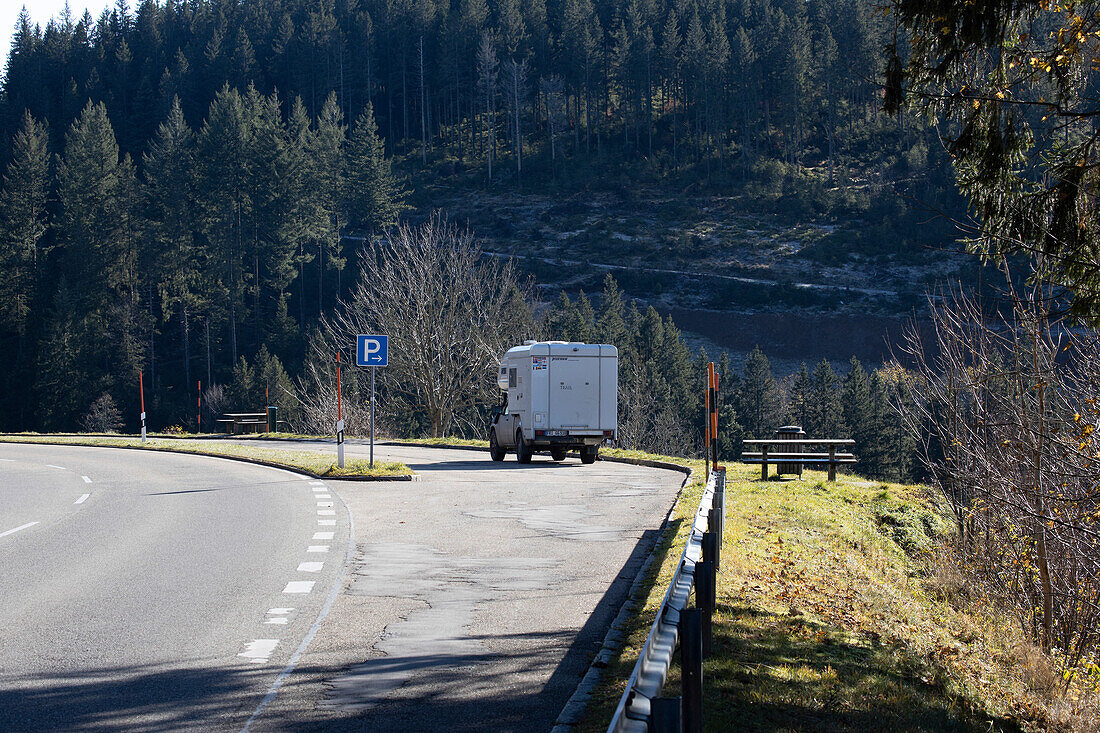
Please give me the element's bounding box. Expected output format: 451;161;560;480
216;412;274;434
741;438;856;482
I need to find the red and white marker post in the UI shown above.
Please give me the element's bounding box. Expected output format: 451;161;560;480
139;370;147;443
197;380;202;433
336;352;345;469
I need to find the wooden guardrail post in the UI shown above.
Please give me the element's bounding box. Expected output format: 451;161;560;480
828;445;836;482
760;444;769;480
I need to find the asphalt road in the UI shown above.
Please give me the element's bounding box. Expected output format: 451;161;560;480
0;443;351;732
0;440;686;732
226;440;686;733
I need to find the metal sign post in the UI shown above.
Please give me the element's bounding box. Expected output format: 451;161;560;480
355;335;389;469
370;367;376;468
336;352;344;469
139;370;147;443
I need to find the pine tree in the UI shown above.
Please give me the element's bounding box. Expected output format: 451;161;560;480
560;0;598;154
475;31;499;180
243;87;300;349
346;102;406;233
311;92;347;314
0;111;50;336
143;97;200;389
659;9;681;163
716;351;744;458
595;274;628;348
861;369;894;479
736;345;784;439
56;101;132;315
808;359;846;438
842;357;874;465
788;362;812;428
197;85;251;365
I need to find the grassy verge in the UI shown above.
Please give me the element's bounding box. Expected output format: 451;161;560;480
0;434;412;478
580;463;1073;732
388;436;489;448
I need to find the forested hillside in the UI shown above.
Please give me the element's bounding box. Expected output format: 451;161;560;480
0;0;952;469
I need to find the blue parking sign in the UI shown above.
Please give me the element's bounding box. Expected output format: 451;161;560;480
356;335;389;367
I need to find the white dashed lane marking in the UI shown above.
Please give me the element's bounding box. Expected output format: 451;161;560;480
0;522;39;539
0;458;13;462
74;494;90;505
264;608;294;625
297;562;324;572
46;465;66;470
238;639;279;664
283;581;315;594
313;532;334;540
81;476;92;483
307;546;329;553
316;501;333;508
318;519;336;526
315;494;331;499
317;510;336;516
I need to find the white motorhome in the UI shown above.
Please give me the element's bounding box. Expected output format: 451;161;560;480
488;341;618;464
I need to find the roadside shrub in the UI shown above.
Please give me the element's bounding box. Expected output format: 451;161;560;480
82;393;123;433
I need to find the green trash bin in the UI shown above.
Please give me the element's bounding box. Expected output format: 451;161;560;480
266;406;277;433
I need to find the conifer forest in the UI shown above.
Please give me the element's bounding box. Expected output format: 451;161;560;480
0;0;945;481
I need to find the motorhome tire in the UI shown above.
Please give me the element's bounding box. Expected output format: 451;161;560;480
516;430;533;463
580;445;598;464
489;430;505;461
550;447;568;461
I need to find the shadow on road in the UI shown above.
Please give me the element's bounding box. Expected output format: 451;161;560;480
0;662;268;732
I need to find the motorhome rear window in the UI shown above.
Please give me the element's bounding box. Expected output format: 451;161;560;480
509;368;517;388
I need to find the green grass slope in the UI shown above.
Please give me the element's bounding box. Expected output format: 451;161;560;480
582;463;1080;732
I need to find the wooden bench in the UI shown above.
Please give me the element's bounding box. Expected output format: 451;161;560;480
216;412;286;434
741;438;856;481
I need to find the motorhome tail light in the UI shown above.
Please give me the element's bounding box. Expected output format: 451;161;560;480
603;430;613;437
535;430;545;437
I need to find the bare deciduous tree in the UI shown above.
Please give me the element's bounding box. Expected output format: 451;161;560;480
320;214;531;437
900;277;1100;668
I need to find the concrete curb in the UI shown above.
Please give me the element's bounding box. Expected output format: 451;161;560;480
0;437;419;482
553;462;697;732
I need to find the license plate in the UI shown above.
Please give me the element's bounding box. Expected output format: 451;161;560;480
545;430;567;436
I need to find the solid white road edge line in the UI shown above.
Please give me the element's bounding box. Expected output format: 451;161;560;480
0;521;39;538
74;493;90;504
241;477;355;733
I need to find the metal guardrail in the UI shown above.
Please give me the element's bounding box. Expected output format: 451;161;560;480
607;467;725;733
